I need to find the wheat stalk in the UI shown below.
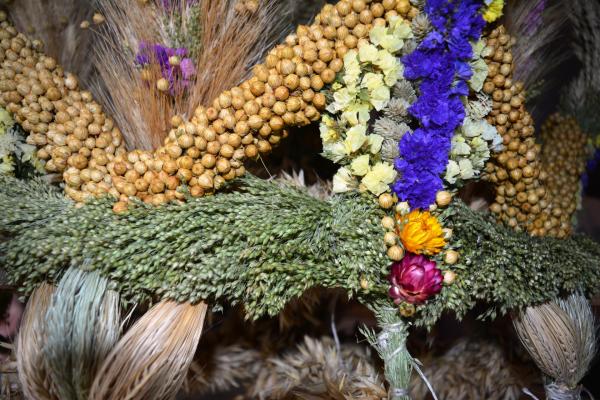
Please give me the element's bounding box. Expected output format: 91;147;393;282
15;282;58;400
410;338;540;400
184;0;292;117
250;336;386;400
88;300;207;400
92;0;173;150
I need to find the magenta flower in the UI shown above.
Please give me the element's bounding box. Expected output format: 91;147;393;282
388;253;443;304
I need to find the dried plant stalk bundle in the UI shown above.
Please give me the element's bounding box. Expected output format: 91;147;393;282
513;293;597;396
88;300;207;400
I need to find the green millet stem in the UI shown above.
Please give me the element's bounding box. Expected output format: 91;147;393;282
1;175;599;327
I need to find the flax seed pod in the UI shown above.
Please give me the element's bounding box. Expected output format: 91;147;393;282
482;26;584;238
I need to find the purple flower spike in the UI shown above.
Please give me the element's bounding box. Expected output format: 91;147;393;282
393;0;485;209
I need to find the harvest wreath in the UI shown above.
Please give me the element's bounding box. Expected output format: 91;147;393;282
0;0;598;399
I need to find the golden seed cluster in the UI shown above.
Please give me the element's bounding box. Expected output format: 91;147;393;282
540;113;589;228
0;13;127;204
483;27;585;238
0;0;417;211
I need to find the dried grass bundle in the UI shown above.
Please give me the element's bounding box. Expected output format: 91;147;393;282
94;0;293;150
503;0;569;99
250;336;387;400
0;350;22;400
44;267;121;400
184;0;292;117
7;0;96;86
410;338;540;400
185;345;264;395
89;300;207;400
15;282;58;400
561;0;600;132
513;294;597;394
566;0;600;93
283;0;327;27
93;0;170;150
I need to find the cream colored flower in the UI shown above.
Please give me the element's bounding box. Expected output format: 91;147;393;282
396;201;411;215
319;117;339;144
333;166;358;193
361;72;384;92
445;160;460;184
350;154;370;176
343;50;361;86
328;87;356;113
361;162;396;195
375;50;401;86
18;143;36;162
370;86;391;111
451;136;471;156
371;17;413;53
341;102;371;126
0;154;14;175
343;124;368;154
331;82;343;91
458;159;475;180
367;134;384;154
358;43;379;63
391;18;413;39
369;26;387;48
323;141;347;163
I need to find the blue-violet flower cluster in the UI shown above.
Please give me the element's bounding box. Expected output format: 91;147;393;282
393;0;485;209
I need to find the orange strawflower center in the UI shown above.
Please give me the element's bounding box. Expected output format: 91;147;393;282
398;210;446;255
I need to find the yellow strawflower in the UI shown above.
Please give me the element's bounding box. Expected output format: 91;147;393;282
483;0;504;23
399;210;446;255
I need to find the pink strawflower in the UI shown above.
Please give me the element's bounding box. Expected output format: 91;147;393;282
388;253;443;304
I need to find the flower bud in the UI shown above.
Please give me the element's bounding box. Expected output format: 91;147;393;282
436;191;453;207
378;193;395;209
395;201;410;215
381;216;395;230
399;302;416;317
387;245;404;261
444;250;459;265
443;270;456;285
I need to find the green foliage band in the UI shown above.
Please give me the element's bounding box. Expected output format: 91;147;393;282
1;175;599;326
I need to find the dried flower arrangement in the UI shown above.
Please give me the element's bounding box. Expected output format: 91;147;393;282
0;0;598;399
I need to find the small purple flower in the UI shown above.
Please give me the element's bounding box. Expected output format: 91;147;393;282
135;42;196;95
180;58;196;80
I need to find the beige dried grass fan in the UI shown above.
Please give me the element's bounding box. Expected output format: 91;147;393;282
513;293;597;400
